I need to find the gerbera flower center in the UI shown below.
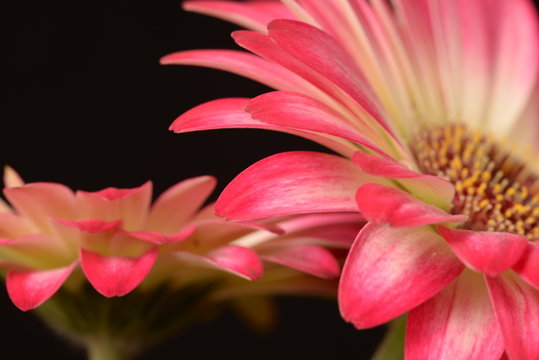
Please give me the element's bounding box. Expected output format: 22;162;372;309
411;124;539;239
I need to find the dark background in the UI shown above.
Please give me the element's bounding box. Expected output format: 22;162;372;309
1;0;386;358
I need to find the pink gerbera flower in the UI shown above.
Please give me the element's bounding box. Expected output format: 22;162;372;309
0;166;360;357
164;0;539;358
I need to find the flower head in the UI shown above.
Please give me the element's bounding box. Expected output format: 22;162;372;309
0;167;358;311
165;0;539;358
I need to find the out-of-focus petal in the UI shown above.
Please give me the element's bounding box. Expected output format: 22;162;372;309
262;244;340;279
406;270;504;360
437;226;528;277
80;248;158;297
6;263;76;311
3;166;24;188
486;272;539;360
216;151;376;221
339;222;463;328
4;183;76;232
77;182;152;231
127;226;196;245
356;183;466;227
173;245;263;281
147;176;215;233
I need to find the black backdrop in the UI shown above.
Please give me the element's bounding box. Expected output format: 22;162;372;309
2;0;383;358
3;0;539;358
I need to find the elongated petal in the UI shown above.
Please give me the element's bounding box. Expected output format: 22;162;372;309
246;91;387;156
339;222;463;328
4;183;76;232
513;242;539;289
160;50;317;94
262;244;340;279
77;182;152;231
173;245;263;281
80;248;158;297
170;97;357;157
126;226;196;245
147;176;215;233
356;183;466;227
6;263;76;311
267;20;386;130
406;270;503;360
486;272;539;360
3;166;24;188
352;151;455;210
183;0;292;33
216;151;373;221
437;226;528;277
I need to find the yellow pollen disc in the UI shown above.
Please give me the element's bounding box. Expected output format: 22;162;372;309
411;124;539;240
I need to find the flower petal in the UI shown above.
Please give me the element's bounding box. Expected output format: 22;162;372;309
6;263;76;311
80;247;158;297
406;270;504;360
173;245;263;281
262;244;340;279
126;226;196;245
339;222;464;328
356;183;466;227
160;50;317;95
183;0;292;32
352;151;455;210
486;272;539;360
437;226;528;277
77;182;152;231
147;176;215;233
246;91;388;156
4;182;76;232
216;151;374;221
513;242;539;289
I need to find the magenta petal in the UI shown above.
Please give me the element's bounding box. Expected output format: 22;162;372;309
52;218;121;234
80;248;158;297
339;222;463;328
352;151;455;210
356;183;466;227
216;151;368;221
437;226;528;277
174;245;263;281
6;263;76;311
486;272;539;360
127;225;196;245
513;242;539;289
262;244;340;279
406;270;504;360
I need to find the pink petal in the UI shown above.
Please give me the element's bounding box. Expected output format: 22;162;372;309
3;166;24;188
437;226;528;277
53;218;121;234
266;20;387;132
246;91;388;156
486;272;539;360
76;182;152;231
80;247;158;297
406;270;504;360
147;176;215;233
6;263;76;311
4;182;76;232
339;222;464;328
169;97;357;157
126;225;196;245
262;244;340;279
352;151;455;210
160;50;317;94
183;0;293;32
356;183;466;227
174;245;263;281
513;242;539;289
215;151;371;221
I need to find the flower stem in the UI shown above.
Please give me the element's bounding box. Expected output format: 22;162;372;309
87;338;132;360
